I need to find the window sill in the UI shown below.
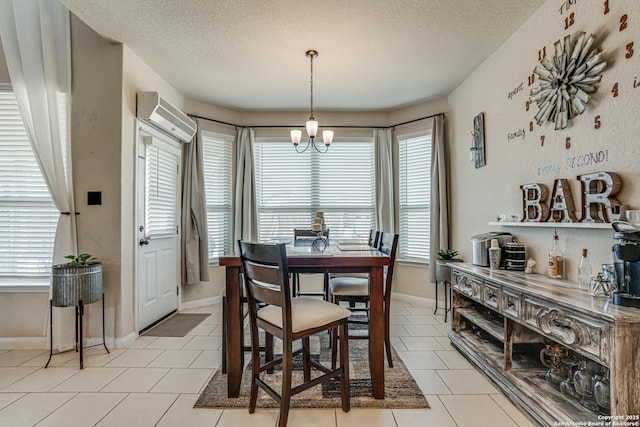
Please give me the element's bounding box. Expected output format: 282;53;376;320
0;279;50;293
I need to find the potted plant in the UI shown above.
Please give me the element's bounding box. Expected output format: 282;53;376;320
51;253;103;308
435;248;461;283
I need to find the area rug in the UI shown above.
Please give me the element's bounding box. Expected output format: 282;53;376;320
142;313;210;337
195;331;429;409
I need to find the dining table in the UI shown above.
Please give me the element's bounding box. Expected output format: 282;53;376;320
219;239;391;399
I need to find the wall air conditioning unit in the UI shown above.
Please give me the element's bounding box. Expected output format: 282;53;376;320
136;91;196;143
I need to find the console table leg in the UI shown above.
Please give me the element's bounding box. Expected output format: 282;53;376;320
101;295;109;353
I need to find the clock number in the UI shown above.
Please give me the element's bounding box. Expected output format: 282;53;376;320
626;42;634;59
620;15;628;31
565;137;571;150
529;121;534;132
604;0;610;15
594;115;602;129
528;73;536;86
564;12;575;30
612;82;619;97
540;135;545;147
538;47;546;61
525;100;530;112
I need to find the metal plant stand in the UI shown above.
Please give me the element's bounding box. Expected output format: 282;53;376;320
45;295;109;369
46;262;108;369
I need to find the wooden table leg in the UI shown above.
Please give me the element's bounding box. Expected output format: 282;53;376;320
225;266;243;398
369;266;385;399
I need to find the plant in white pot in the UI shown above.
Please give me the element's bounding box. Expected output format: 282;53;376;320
51;253;103;307
435;249;461;283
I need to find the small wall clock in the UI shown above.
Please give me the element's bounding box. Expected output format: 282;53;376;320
529;31;607;130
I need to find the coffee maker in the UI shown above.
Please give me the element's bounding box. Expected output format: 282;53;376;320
612;222;640;308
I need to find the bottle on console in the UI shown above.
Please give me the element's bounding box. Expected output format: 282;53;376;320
548;230;564;279
578;248;592;291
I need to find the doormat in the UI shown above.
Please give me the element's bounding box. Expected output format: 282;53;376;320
142;313;210;337
194;333;429;409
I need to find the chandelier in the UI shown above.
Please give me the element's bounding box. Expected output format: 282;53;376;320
291;50;333;153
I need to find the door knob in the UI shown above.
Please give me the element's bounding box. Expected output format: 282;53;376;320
139;239;149;246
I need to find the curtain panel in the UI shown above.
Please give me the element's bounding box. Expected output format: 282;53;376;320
0;0;77;350
181;121;210;285
233;127;258;246
374;128;395;233
428;115;449;283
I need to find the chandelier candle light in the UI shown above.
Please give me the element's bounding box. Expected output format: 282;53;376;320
291;50;334;153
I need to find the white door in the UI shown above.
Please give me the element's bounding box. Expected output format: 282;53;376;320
136;125;181;331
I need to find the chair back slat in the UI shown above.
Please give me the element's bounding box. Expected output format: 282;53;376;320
368;229;380;248
294;228;329;239
239;241;291;312
378;232;399;297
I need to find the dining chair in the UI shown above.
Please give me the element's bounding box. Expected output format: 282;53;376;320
292;228;330;299
239;240;351;427
329;231;399;368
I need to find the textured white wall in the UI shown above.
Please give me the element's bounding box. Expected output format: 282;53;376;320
448;0;640;281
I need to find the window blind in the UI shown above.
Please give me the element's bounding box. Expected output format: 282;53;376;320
254;140;375;242
201;131;233;261
145;140;179;237
399;133;432;261
0;87;57;277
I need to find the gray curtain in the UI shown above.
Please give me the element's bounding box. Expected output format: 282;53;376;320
233;127;258;245
429;115;449;283
181;122;210;285
374;128;395;232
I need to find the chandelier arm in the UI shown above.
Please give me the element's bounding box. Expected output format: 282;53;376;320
313;141;330;153
294;138;312;153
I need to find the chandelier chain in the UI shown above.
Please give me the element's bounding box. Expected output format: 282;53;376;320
309;52;314;119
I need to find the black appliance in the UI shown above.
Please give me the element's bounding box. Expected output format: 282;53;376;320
612;221;640;308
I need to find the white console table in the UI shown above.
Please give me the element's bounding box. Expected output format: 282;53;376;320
449;263;640;426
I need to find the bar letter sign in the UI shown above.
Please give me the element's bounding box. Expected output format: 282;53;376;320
521;171;627;223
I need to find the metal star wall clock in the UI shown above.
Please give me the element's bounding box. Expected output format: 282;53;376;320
529;32;607;130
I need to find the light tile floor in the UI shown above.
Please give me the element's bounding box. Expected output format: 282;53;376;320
0;297;537;427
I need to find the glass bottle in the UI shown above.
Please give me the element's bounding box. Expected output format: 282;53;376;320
548;230;564;279
578;249;592;291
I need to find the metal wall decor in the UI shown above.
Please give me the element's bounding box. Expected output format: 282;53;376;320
470;112;486;168
529;32;607;130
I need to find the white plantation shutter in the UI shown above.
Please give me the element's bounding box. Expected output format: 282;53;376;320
254;139;375;241
0;87;57;277
201;131;233;261
399;133;432;261
145;140;179;237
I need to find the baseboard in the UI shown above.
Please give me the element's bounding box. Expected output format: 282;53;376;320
0;337;47;349
180;295;222;311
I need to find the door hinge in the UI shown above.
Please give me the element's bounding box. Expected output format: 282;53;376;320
176;225;179;234
176;286;179;295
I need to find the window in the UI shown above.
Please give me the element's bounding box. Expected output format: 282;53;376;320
254;139;375;241
144;136;180;237
398;132;432;262
0;86;57;278
201;131;233;261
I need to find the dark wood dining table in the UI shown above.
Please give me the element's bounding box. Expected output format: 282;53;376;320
219;241;390;399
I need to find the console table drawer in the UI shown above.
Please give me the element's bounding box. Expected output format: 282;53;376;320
502;289;520;319
522;297;609;364
453;272;482;302
483;282;501;311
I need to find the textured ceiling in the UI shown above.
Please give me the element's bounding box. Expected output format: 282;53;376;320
60;0;546;111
